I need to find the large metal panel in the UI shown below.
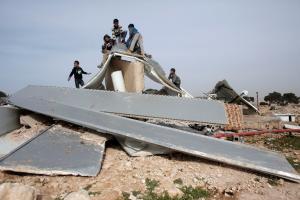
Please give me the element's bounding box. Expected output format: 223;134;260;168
0;106;21;136
12;85;228;125
0;125;107;176
8;95;300;182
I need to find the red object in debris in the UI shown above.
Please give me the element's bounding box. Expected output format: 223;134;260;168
213;129;300;138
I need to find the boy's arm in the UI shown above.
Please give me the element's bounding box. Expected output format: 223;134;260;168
82;68;91;75
68;68;74;81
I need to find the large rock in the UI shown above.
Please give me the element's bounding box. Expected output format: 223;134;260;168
0;183;37;200
64;190;90;200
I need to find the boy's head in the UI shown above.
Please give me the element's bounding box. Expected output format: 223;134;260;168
113;19;119;27
74;60;80;67
128;24;134;31
170;68;176;74
103;34;111;42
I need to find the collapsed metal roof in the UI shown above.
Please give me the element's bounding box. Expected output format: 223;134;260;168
7;88;300;182
83;44;193;97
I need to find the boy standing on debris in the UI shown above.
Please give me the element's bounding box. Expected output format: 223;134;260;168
168;68;181;88
68;60;91;88
112;18;127;43
126;24;145;56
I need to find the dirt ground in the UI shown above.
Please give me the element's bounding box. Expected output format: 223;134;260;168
0;105;300;200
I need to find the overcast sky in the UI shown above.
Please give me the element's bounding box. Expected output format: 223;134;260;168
0;0;299;99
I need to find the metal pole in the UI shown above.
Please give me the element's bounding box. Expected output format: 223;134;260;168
256;91;259;111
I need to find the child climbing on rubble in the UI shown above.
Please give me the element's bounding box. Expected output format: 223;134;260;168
126;24;145;57
97;34;115;68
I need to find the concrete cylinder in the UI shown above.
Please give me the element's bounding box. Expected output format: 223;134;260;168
111;70;126;92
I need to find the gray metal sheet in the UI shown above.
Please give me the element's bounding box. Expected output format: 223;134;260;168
0;128;43;158
0;106;21;136
0;125;106;176
8;95;300;182
12;85;228;125
83;54;113;89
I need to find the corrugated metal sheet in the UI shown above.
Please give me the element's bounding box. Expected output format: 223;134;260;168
11;85;228;125
8;94;300;182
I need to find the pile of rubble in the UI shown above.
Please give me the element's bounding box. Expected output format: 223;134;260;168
0;48;299;199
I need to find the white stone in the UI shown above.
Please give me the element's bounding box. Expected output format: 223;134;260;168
64;189;90;200
0;183;37;200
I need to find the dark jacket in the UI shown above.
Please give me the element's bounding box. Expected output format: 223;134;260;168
102;39;115;53
168;74;181;88
69;67;87;80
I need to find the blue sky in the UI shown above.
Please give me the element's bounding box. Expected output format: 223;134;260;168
0;0;299;99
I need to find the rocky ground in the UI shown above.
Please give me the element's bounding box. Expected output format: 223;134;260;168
0;105;300;200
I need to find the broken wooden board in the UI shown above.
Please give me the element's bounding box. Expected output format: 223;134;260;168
0;125;108;176
8;94;300;182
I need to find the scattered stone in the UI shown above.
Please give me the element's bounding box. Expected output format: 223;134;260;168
168;186;183;197
129;193;137;200
224;186;237;197
0;183;38;200
278;179;284;186
64;189;90;200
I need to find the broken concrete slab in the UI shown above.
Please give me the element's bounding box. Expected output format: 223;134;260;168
8;94;300;182
116;136;172;156
284;124;300;130
0;125;108;176
20;114;46;128
11;85;228;125
0;105;21;136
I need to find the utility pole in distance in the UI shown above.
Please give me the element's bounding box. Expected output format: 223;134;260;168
256;91;259;110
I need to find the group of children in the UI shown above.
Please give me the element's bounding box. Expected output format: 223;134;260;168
68;19;145;88
68;19;181;89
100;19;145;68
